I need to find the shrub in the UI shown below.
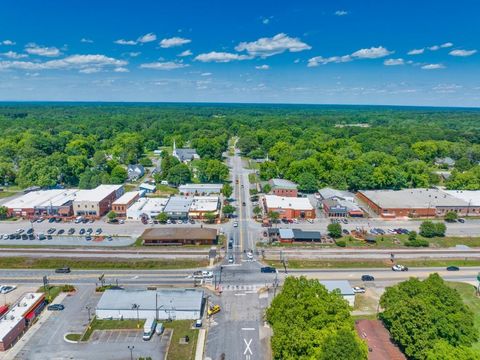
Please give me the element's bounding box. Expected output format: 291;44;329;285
336;240;346;247
61;284;75;292
405;239;429;247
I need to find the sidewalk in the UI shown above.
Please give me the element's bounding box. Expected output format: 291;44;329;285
195;328;206;360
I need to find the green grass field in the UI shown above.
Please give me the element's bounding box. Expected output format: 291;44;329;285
81;318;145;341
447;282;480;352
165;320;199;360
0;256;208;270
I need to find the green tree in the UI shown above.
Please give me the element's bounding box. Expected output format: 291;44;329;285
419;220;438;238
204;212;217;223
222;204;235;217
166;164;192;186
253;206;262;217
221;183;233;198
408;230;418;241
106;211;117;221
110;165;128;184
0;206;8;220
262;183;272;194
327;223;342;238
197;159;229;183
156;212;169;223
444;211;458;222
380;274;477;360
268;211;280;222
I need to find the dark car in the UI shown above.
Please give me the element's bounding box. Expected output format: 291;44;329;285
57;229;65;235
26;228;34;235
47;228;56;234
55;267;71;273
47;304;65;311
458;218;465;223
361;275;375;281
242;202;246;206
261;266;277;273
82;218;89;224
342;229;350;235
28;234;35;240
86;228;93;234
85;236;92;241
79;228;85;235
446;266;460;271
47;235;52;240
95;228;102;235
68;228;75;235
21;234;28;240
48;217;56;223
55;218;62;223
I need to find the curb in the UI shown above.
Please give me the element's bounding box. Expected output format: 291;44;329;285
63;333;80;344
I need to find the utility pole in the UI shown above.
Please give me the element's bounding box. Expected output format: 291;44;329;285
127;345;134;360
86;306;91;322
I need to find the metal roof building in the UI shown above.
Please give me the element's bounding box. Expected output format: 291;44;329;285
178;184;223;195
320;280;355;306
95;289;204;321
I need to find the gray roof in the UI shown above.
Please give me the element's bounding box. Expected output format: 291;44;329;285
320;280;354;296
163;196;193;213
435;157;456;166
292;229;321;240
359;188;468;209
175;148;198;162
318;187;355;201
269;178;298;190
96;289;204;312
279;228;294;239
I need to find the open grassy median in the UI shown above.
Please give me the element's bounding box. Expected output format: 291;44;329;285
165;320;198;360
266;258;480;269
81;318;145;341
0;256;208;270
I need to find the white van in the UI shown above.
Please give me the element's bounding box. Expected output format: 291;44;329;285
155;322;164;335
143;317;157;341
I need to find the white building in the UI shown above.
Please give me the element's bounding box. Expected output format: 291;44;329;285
320;280;355;306
189;196;220;218
73;185;124;217
178;184;223;196
95;289;204;321
4;189;79;217
126;197;169;220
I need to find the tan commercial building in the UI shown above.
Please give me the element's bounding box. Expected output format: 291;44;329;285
73;185;124;218
141;227;218;246
112;191;141;216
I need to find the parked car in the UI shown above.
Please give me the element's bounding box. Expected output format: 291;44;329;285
55;267;71;273
195;319;203;328
85;236;92;241
207;304;221;316
106;236;113;241
352;286;366;294
342;229;350;235
119;219;125;224
155;322;164;335
458;218;465;223
392;264;408;271
86;228;93;234
342;218;348;224
260;266;277;273
47;228;56;235
47;235;52;240
36;217;44;223
447;266;460;271
57;229;65;235
55;218;62;223
28;234;35;240
48;217;56;223
68;228;75;235
0;285;17;294
361;275;375;281
95;228;102;235
47;304;65;311
79;228;86;235
16;229;24;234
26;228;34;235
21;234;28;240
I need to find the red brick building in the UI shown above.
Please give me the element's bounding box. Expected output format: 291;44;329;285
112;191;141;216
268;179;298;197
263;195;315;219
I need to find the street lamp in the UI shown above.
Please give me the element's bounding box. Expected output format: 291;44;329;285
132;303;140;328
127;345;135;360
86;306;91;322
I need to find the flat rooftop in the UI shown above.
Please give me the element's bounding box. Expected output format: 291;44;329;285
270;178;298;189
189;196;219;212
359;188;468;209
112;191;141;205
264;195;313;211
164;197;194;213
441;190;480;207
0;292;44;341
4;189;79;209
320;280;354;296
74;185;123;202
96;289;204;313
179;184;223;191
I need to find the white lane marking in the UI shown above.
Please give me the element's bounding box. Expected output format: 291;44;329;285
244;338;253;355
241;328;255;331
234;293;246;296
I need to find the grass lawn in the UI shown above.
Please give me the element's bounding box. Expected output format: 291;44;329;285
165;320;198;360
65;333;82;341
154;184;179;196
0;190;19;199
248;173;258;184
266;258;480;269
447;282;480;352
82;318;145;341
36;285;63;302
0;257;208;270
354;293;378;313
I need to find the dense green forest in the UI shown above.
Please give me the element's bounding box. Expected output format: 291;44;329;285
0;103;479;190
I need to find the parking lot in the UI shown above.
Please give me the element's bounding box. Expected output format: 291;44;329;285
0;235;135;247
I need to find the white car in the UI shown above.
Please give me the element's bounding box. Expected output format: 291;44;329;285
233;222;238;227
0;285;17;294
193;271;213;279
392;264;408;272
353;286;366;294
246;252;254;260
388;229;397;234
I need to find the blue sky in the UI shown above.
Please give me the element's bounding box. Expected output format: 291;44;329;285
0;0;479;106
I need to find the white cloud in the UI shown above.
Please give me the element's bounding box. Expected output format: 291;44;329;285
1;40;15;46
429;45;440;51
1;51;28;59
0;54;127;71
335;10;348;16
201;72;212;76
440;42;453;48
351;46;393;59
137;33;157;43
308;55;352;67
262;18;270;24
114;39;137;45
235;33;311;57
195;51;252;63
159;37;191;48
408;48;424;55
384;58;404;66
128;52;141;57
139;61;189;70
25;43;61;57
449;49;477;57
255;64;270;70
421;63;445;70
79;67;101;74
178;50;192;57
114;67;129;72
81;38;94;43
